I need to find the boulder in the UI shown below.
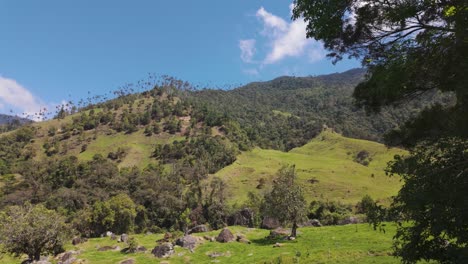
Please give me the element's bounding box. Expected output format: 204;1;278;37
175;235;198;250
135;246;147;252
261;217;280;229
105;231;113;237
98;245;120;251
216;228;235;243
188;224;209;234
121;233;129;243
301;219;322;227
152;242;175;258
72;237;85;245
58;258;77;264
269;228;290;239
58;251;73;262
236;233;251;243
56;251;82;264
238;238;251;244
228;208;255;227
110;233;117;240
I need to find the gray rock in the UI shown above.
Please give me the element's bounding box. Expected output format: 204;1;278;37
98;245;120;251
105;231;113;237
58;251;73;262
269;228;290;238
59;257;77;264
120;259;135;264
175;235;198;250
261;217;280;229
302;219;322;227
238;238;251;244
216;228;235;243
136;246;147;252
110;233;117;240
188;224;209;234
152;242;174;258
72;236;84;245
121;233;129;243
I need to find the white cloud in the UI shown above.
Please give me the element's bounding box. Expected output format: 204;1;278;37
0;76;46;120
256;7;288;37
239;39;256;63
255;5;325;64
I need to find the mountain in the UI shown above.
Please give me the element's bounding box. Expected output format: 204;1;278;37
190;68;452;151
0;114;33;133
0;69;450;245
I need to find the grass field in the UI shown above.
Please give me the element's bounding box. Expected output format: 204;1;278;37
1;224;403;264
214;129;406;205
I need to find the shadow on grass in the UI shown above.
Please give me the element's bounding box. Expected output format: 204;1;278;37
250;236;299;246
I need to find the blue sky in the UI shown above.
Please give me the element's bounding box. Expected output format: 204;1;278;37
0;1;359;118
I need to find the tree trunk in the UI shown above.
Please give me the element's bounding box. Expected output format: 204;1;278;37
291;220;298;238
34;251;41;261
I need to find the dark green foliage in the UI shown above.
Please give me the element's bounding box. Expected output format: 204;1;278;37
263;165;307;237
0;126;35;174
293;1;468;262
388;138;468;263
0;203;71;261
308;200;353;226
91;194;137;235
153;135;238;173
0;115;31;133
190;70;448;150
354;150;372;166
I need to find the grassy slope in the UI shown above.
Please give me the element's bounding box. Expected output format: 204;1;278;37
24;100;187;169
1;224;402;264
214;129;406;205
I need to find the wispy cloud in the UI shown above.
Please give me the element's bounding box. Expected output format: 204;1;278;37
0;76;46;120
239;39;256;63
239;3;326;74
256;5;325;64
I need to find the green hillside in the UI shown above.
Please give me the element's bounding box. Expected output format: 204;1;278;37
215;129;406;204
0;224;402;264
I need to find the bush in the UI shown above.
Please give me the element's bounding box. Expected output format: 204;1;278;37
308;200;353;225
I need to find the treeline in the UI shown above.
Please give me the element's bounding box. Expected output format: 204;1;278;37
0;153;384;239
189;69;454;150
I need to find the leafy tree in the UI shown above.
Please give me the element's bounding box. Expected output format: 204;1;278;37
292;0;467;140
387;138;468;263
264;165;306;237
293;1;467;262
0;203;71;261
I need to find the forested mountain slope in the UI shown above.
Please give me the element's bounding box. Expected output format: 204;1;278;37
191;68;452;150
0;69;450;241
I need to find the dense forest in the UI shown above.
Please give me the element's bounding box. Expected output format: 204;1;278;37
190;68;453;150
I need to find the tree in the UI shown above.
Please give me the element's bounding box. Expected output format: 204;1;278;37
293;1;468;262
292;0;467;142
387;138;468;263
0;203;71;261
264;165;306;237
